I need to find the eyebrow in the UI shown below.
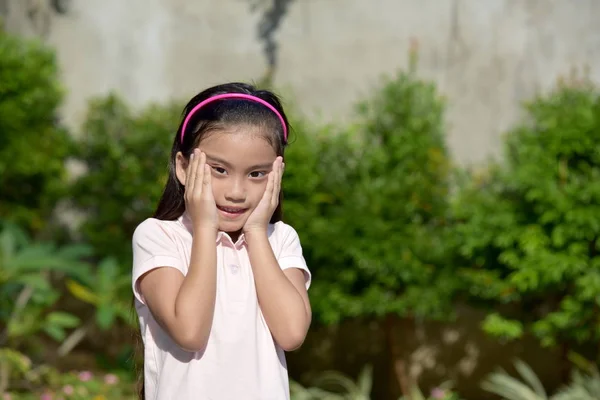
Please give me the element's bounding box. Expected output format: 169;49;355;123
206;155;272;171
248;163;274;171
205;155;232;168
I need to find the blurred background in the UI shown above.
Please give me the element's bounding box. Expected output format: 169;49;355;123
1;1;600;399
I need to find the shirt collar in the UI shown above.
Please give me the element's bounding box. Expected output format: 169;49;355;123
178;212;246;247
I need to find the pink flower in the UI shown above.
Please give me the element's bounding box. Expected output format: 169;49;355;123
3;394;13;400
40;392;53;400
431;387;446;399
78;371;93;382
104;373;119;385
62;385;74;395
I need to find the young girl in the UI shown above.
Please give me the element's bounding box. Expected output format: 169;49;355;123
131;82;312;399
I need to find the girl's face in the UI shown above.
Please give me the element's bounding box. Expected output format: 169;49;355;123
181;125;278;235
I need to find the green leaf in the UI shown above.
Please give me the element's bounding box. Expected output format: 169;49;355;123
46;311;80;328
96;305;116;330
482;314;524;340
43;324;66;341
13;273;50;291
66;279;99;305
97;257;119;291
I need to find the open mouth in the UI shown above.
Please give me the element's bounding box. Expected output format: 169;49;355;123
217;205;248;218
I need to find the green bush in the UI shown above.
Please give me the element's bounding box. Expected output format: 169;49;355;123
69;95;182;263
0;29;72;235
281;53;463;397
281;116;355;292
305;54;460;325
0;221;92;394
0;222;91;348
453;77;600;350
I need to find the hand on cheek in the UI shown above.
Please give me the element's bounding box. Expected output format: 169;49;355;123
243;157;283;235
184;149;218;231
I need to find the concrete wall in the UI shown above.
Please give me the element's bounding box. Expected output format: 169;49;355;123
3;0;600;165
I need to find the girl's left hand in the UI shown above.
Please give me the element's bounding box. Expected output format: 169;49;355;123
244;157;284;235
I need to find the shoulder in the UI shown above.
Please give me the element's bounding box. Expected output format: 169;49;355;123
269;222;309;280
268;221;304;254
133;218;165;238
269;221;300;240
132;218;181;243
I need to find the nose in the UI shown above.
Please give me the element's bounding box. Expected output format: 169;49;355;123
224;176;246;203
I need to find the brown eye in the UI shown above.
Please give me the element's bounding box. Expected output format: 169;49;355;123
212;166;227;175
249;171;266;178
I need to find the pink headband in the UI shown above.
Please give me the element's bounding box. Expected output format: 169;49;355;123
180;93;288;144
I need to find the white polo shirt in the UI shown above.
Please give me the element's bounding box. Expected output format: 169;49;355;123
132;213;311;400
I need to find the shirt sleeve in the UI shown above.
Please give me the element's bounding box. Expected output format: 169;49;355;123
276;224;312;290
131;219;186;304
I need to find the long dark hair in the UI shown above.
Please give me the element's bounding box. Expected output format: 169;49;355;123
135;82;290;400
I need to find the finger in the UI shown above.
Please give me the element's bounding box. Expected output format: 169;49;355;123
278;157;284;184
185;150;198;199
271;168;279;206
194;151;206;198
202;164;213;198
272;158;282;205
263;169;275;204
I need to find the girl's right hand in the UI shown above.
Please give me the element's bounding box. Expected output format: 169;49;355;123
184;149;218;232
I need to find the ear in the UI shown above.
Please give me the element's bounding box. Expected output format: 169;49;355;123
175;151;188;186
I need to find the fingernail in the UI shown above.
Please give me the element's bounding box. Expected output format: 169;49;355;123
190;152;194;159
